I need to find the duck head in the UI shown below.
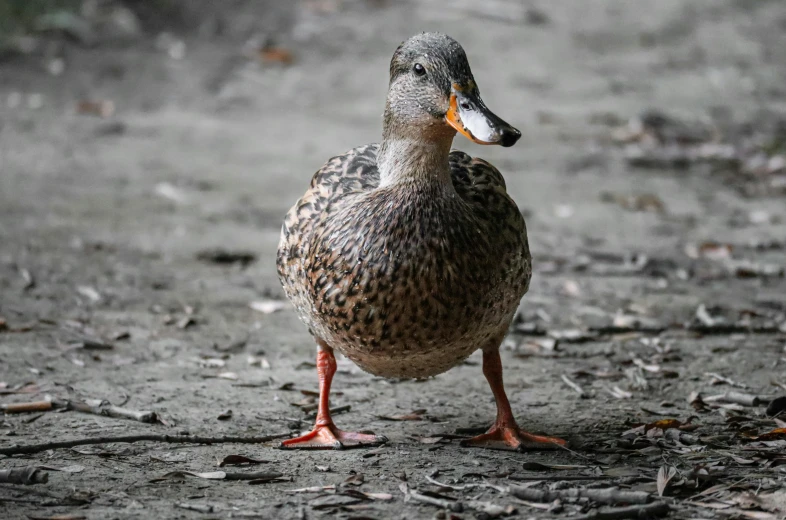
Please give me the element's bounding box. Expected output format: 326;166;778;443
384;32;520;147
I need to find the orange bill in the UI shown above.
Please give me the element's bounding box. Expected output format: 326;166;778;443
444;84;521;147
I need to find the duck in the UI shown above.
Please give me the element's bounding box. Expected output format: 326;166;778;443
276;32;566;451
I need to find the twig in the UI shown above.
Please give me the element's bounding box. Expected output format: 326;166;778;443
0;432;291;456
571;501;669;520
703;391;769;407
510;475;614;482
0;466;48;484
561;375;587;398
176;502;214;513
2;398;157;423
408;490;462;512
425;475;507;493
223;471;283;481
1;401;53;414
64;399;157;423
509;486;650;505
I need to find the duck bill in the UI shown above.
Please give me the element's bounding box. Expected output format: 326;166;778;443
445;85;521;147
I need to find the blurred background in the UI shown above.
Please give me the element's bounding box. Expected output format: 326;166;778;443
1;1;785;518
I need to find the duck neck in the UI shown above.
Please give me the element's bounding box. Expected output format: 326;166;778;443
378;108;455;189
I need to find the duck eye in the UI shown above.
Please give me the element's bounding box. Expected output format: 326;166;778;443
413;63;426;76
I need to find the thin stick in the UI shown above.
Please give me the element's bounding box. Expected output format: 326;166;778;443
2;398;157;423
561;375;587;397
509;486;651;505
1;401;53;414
408;490;462;511
571;501;669;520
67;399;158;423
0;432;291;457
703;391;769;407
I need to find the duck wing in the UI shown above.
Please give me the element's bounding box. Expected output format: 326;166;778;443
277;143;380;285
449;150;527;233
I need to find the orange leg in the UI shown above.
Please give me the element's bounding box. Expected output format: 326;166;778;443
461;348;567;451
280;341;386;450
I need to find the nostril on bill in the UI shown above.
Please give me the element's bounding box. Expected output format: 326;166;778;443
499;127;521;147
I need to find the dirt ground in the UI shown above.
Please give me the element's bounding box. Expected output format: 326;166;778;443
1;1;786;519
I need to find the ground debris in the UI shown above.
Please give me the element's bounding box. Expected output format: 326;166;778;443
376;409;426;421
249;300;287;314
0;432;291;456
175;502;214;513
572;501;669;520
196;248;257;266
614;110;786;196
217;454;271;467
76;99;115;118
0;466;48;485
599;191;666;213
152;470;284;483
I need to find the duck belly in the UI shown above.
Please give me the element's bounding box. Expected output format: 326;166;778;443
301;280;521;379
334;332;498;379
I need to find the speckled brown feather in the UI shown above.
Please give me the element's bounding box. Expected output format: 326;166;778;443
277;144;530;378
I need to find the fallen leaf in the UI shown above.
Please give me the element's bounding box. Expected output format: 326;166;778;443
260;47;294;65
217;455;269;467
416;436;444;444
685;242;734;260
600;191;666;213
217;409;233;421
151;471;227;482
608;386;633;399
153;182;187;203
343;473;364;486
309;494;361;509
76;286;101;302
196;249;257;266
657;465;678;496
37;464;85;473
249;300;287;314
247;474;289;484
76;99;115;118
200;358;226;368
742;428;786;441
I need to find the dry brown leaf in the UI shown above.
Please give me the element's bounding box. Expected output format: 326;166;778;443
742;428;786;441
260;47;294;65
76;100;115;118
645;418;683;431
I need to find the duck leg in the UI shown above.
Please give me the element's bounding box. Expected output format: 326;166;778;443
461;346;567;451
280;340;387;450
